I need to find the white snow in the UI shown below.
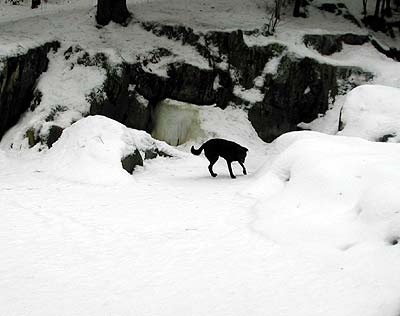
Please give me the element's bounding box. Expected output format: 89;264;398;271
44;115;183;184
2;0;400;315
233;85;264;103
246;131;400;316
1;48;107;150
339;85;400;142
303;85;400;141
2;116;400;316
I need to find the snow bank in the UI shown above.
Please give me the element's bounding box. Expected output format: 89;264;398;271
44;115;182;184
249;130;400;249
339;85;400;142
246;130;400;315
299;84;400;140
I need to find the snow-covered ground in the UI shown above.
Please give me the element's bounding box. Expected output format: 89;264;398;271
2;113;400;316
2;0;400;315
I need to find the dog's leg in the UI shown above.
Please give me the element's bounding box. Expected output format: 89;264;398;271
207;155;218;177
239;161;247;175
227;161;236;179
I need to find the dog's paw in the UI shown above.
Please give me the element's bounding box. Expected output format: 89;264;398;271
230;175;236;179
212;173;218;177
243;170;247;175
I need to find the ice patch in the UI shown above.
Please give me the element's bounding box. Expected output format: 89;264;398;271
151;99;204;146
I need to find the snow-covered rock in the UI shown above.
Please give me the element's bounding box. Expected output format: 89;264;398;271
44;115;182;184
339;84;400;142
246;131;400;315
249;130;400;248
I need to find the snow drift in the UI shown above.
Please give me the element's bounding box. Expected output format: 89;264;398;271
250;130;400;247
339;85;400;142
246;130;400;316
43;115;182;184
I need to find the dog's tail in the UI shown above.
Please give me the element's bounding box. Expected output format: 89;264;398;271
191;145;204;155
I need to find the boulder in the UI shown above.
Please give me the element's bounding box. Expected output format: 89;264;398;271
121;149;143;174
304;34;370;56
46;125;64;148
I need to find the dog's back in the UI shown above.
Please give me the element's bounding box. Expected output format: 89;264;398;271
202;139;247;161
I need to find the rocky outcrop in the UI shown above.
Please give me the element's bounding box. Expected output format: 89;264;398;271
303;33;400;62
121;147;172;174
0;41;60;140
144;148;172;159
88;61;153;132
121;149;143;174
304;33;370;55
249;55;372;141
138;24;373;141
46;125;64;148
87;24;373;143
204;30;286;89
130;62;224;106
317;3;362;27
0;25;375;147
370;38;400;62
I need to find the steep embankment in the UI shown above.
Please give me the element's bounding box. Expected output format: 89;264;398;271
0;0;399;150
0;42;59;142
0;26;374;149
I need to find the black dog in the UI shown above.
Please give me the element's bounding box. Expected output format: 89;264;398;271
191;138;248;179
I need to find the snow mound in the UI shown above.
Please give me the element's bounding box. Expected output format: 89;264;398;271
339;85;400;142
244;131;400;314
44;115;182;184
249;131;400;248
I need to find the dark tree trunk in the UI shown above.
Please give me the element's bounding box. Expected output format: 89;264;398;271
293;0;302;17
375;0;382;17
380;0;386;17
385;0;392;17
363;0;368;17
96;0;131;26
31;0;40;9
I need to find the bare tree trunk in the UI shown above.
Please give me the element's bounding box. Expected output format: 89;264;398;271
96;0;131;26
362;0;368;17
293;0;302;17
375;0;382;17
275;0;282;19
380;0;386;17
385;0;392;17
31;0;40;9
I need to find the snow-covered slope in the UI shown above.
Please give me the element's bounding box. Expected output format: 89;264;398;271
1;0;400;315
339;85;400;142
1;115;400;316
300;84;400;140
246;131;400;316
44;115;184;184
